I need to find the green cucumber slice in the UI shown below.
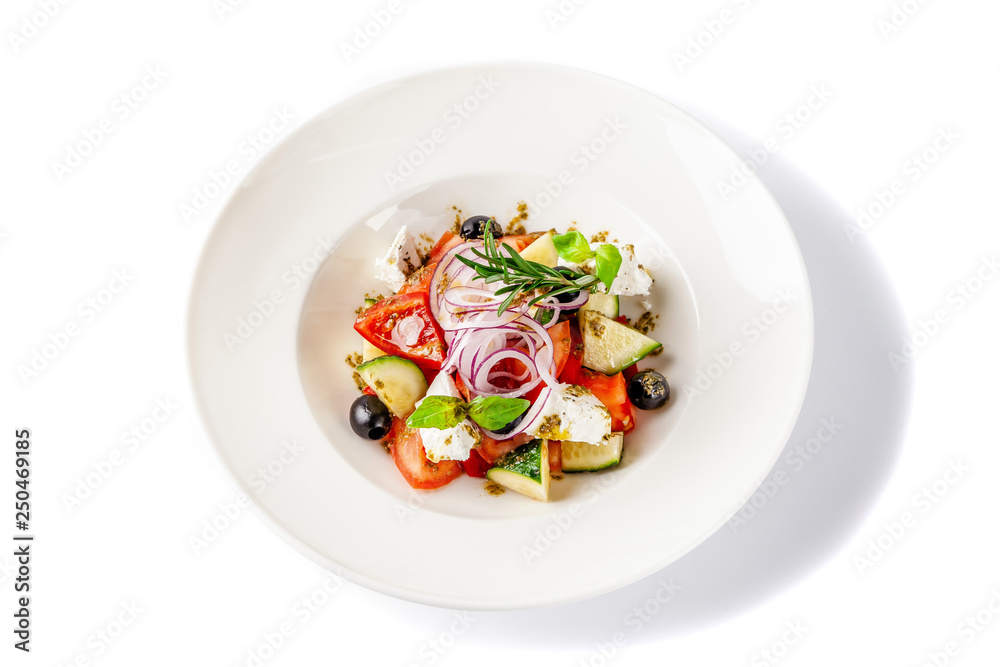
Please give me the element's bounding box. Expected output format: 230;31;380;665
486;439;550;501
578;310;661;375
581;292;619;318
356;355;429;418
561;432;623;472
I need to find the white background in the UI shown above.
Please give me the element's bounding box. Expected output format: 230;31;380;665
3;0;999;665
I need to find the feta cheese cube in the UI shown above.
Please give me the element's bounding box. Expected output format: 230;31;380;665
416;373;482;462
374;225;423;292
573;243;652;296
528;384;612;446
598;243;652;296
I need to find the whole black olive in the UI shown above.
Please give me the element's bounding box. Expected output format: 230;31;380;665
460;215;503;240
626;370;670;410
350;394;393;439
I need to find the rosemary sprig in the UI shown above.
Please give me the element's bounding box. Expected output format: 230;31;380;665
454;230;601;314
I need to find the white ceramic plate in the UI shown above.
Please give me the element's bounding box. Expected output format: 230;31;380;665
188;63;813;610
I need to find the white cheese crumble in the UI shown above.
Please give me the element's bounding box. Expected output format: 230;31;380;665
416;373;482;462
528;384;612;446
374;225;423;292
564;243;652;296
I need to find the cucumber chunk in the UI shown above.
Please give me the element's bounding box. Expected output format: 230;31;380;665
581;292;619;318
518;232;559;267
578;310;661;375
486;439;550;501
356;355;429;418
562;432;623;472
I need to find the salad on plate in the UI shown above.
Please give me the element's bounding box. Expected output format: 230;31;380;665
348;213;670;502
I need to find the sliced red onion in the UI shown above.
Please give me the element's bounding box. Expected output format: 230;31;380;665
390;314;424;348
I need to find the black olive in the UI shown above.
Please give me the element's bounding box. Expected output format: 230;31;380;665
350;394;393;440
551;266;583;313
460;215;503;240
627;370;670;410
491;410;525;436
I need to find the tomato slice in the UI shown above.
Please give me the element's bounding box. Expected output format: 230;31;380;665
477;432;534;464
622;362;639;383
557;319;585;384
390;426;463;489
397;261;436;295
354;292;447;369
460;448;492;478
453;373;473;402
500;233;541;252
548;440;562;474
578;368;636;434
427;231;464;264
548;321;571;378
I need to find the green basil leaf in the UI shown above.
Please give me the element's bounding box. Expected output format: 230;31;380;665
594;244;622;291
552;231;595;263
467;396;531;431
406;396;466;430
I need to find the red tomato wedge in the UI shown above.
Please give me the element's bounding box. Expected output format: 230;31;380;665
354;292;447;369
548;321;572;378
390;426;463;489
578;368;636;434
397;262;436;295
548;441;562;474
557;319;585;384
427;231;463;264
460;449;492;478
477;432;534;464
499;234;540;252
